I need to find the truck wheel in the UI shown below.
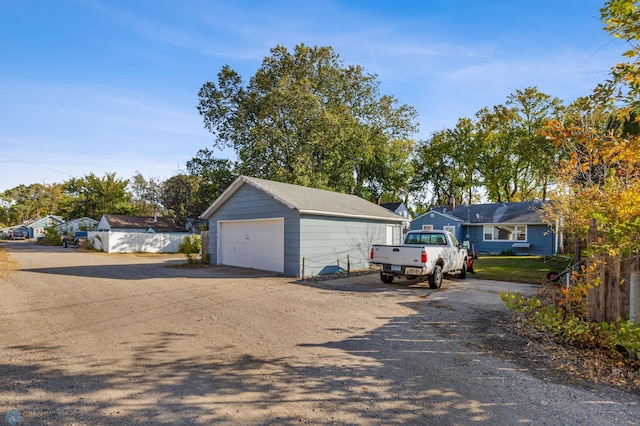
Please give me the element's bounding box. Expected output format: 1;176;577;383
459;262;467;279
380;273;394;284
62;241;67;248
429;265;443;289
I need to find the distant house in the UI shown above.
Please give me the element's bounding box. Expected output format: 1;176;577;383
200;176;408;277
26;215;65;239
185;217;208;233
97;214;186;233
54;217;99;235
1;225;29;240
380;202;412;220
90;214;188;253
411;200;560;255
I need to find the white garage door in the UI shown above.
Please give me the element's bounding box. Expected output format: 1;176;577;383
218;218;284;273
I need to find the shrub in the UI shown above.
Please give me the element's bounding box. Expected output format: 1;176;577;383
179;234;202;264
500;290;640;358
40;225;62;246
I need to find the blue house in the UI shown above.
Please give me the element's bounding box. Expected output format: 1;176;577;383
380;202;412;220
26;215;65;239
411;200;561;255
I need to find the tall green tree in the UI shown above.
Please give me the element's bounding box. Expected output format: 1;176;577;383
412;119;482;210
60;173;133;220
197;43;418;199
1;183;64;225
475;87;562;202
412;130;459;211
129;173;164;216
185;148;237;216
161;174;200;226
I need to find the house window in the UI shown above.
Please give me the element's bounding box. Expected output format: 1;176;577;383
483;225;527;241
422;225;433;231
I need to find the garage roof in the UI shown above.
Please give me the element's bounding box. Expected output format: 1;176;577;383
201;176;407;222
101;214;186;232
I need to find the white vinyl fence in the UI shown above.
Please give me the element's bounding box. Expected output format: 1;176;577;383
88;231;188;253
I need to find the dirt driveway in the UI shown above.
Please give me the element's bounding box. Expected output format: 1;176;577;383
1;243;638;425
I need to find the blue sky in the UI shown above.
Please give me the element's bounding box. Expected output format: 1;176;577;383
0;0;628;192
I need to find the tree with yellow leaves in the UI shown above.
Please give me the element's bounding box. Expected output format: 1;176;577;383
544;0;640;261
501;0;640;361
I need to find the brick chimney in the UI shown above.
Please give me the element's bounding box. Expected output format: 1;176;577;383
448;195;455;211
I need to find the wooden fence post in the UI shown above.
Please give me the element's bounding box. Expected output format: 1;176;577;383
586;218;637;323
631;272;640;323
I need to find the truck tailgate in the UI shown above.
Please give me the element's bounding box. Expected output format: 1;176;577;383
370;245;426;266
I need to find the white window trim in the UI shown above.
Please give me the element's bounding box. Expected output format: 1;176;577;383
422;225;433;231
483;224;528;242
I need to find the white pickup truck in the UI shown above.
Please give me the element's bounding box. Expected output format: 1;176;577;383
370;230;468;288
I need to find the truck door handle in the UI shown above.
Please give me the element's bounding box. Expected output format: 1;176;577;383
393;248;399;252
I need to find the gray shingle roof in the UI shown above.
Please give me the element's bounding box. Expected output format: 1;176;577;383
104;214;186;232
201;176;407;222
427;200;549;224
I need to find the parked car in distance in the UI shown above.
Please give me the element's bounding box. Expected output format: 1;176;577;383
62;235;79;248
11;230;26;240
62;231;88;248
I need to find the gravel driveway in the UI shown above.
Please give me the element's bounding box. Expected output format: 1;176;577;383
0;242;638;425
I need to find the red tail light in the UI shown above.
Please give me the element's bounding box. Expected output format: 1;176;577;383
370;248;374;260
421;251;427;263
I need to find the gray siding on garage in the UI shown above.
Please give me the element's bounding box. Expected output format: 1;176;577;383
299;215;402;277
202;176;408;277
206;184;301;275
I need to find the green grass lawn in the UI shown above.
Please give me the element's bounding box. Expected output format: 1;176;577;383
470;255;570;284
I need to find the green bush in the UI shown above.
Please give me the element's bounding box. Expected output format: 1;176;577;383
179;234;202;264
500;290;640;358
40;225;62;246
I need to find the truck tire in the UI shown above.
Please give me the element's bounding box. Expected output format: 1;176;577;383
380;272;394;284
429;265;443;289
62;241;67;248
459;262;467;279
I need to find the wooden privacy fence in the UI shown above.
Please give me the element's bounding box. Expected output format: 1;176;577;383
201;230;210;262
586;219;640;323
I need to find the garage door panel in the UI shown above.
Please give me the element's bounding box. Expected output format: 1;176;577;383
219;219;284;273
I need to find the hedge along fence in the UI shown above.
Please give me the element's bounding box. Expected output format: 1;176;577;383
586;219;640;323
88;231;189;253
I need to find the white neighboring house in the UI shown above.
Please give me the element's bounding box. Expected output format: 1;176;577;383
54;217;99;236
90;214;188;253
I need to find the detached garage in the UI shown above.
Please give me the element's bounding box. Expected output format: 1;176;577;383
200;176;408;277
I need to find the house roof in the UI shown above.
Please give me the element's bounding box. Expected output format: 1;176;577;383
417;200;549;225
62;217;99;225
201;176;407;223
380;202;402;211
102;214;185;232
26;215;65;228
421;209;464;223
54;217;99;230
